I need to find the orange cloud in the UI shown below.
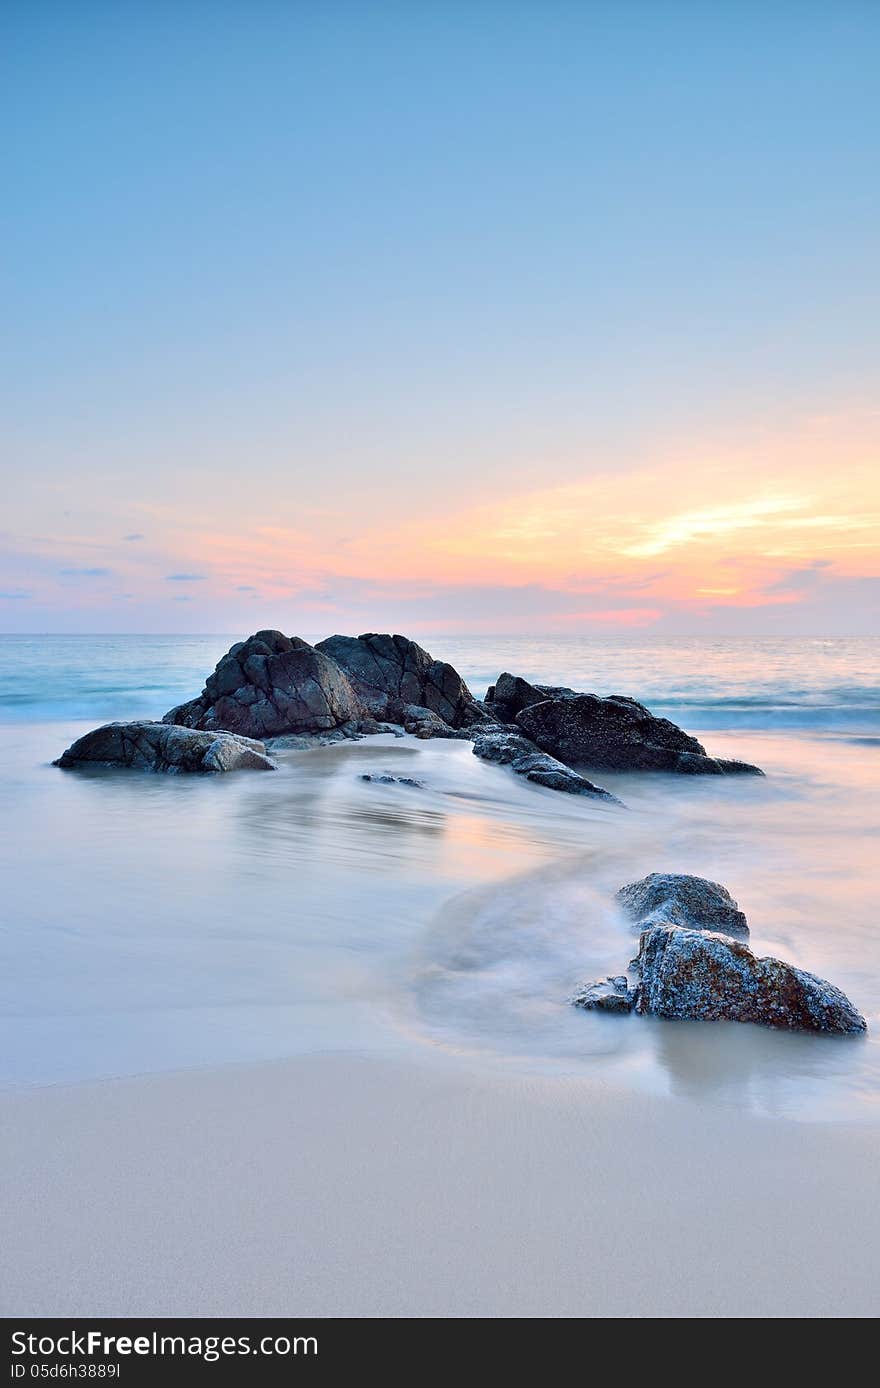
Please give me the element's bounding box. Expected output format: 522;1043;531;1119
4;409;877;632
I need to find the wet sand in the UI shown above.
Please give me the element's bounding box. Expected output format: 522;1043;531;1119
2;1051;877;1318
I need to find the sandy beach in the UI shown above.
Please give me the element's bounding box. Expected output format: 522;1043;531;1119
2;1050;877;1319
2;640;878;1320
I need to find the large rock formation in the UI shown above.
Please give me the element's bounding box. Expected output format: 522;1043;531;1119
471;728;621;802
163;631;363;739
316;633;486;729
498;677;763;775
634;924;866;1034
54;722;275;774
163;630;486;740
617;872;750;939
158;637;761;774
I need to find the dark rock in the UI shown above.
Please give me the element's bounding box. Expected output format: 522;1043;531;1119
571;976;635;1013
357;717;398;736
516;692;764;776
264;719;404;752
471;729;622;803
265;729;360;750
634;924;867;1035
484;672;577;723
163;631;363;738
399;705;472;740
316;633;488;729
54;722;276;774
360;773;424;788
160;696;205;727
617;872;750;939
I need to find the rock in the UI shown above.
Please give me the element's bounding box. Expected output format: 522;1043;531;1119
265;719;404;751
571;976;635;1013
516;692;764;776
484;672;577;723
617;872;750;939
316;633;489;729
54;722;276;774
265;729;360;750
471;728;622;803
360;773;423;787
634;924;866;1034
400;705;472;739
160;696;205;727
357;717;401;737
163;631;363;738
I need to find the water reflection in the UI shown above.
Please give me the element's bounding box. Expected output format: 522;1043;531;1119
649;1016;869;1119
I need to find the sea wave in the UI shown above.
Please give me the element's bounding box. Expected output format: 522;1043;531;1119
0;634;878;734
645;700;880;732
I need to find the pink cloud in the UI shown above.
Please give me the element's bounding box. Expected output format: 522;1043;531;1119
556;607;664;626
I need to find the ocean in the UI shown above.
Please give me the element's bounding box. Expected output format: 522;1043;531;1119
1;632;878;733
1;633;878;1120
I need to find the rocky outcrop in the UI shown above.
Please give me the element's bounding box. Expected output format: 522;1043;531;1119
54;722;275;774
617;872;750;939
633;924;866;1034
571;976;635;1013
515;689;763;775
163;631;363;739
316;633;487;729
159;637;762;780
471;728;621;802
163;630;492;741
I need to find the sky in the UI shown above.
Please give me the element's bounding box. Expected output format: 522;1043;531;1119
2;1;879;636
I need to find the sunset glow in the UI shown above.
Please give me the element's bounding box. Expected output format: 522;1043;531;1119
3;416;877;634
3;6;878;636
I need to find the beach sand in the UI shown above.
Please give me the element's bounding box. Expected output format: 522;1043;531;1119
2;1051;877;1318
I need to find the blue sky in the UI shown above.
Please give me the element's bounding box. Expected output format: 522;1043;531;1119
2;2;878;633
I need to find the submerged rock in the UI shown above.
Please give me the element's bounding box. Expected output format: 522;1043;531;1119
316;633;488;729
634;923;867;1035
571;976;635;1014
54;722;275;774
617;872;750;939
163;631;363;738
471;728;621;802
360;773;423;788
517;691;764;776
